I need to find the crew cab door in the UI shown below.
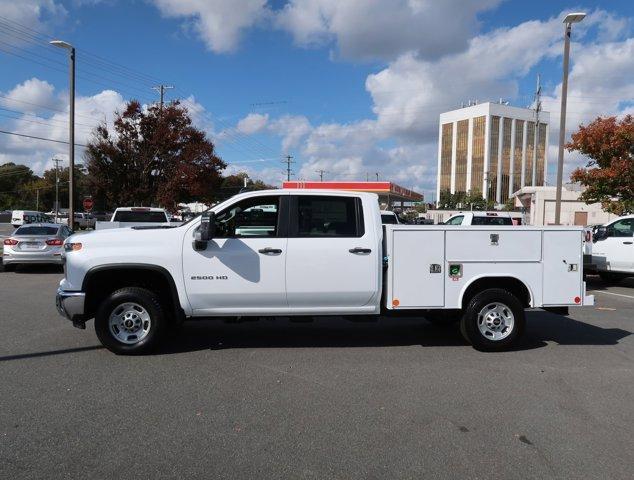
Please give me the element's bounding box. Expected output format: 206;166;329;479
183;194;289;314
593;218;634;273
285;194;378;311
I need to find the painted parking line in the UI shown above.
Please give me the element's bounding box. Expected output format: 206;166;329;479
592;290;634;300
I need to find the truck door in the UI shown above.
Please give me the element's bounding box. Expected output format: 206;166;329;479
182;194;288;314
285;195;378;310
593;218;634;273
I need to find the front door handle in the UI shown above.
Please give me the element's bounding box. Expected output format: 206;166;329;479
623;241;633;245
258;247;282;255
349;247;371;254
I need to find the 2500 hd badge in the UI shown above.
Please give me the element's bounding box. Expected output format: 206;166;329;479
191;275;229;280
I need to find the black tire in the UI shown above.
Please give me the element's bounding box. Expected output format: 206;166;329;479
599;272;624;284
95;287;168;355
460;288;525;352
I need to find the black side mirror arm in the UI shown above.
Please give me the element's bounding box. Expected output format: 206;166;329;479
194;211;216;251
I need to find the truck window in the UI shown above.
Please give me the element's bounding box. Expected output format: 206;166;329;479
446;215;464;225
295;196;363;237
472;216;513;226
214;196;280;238
608;218;634;237
113;211;168;222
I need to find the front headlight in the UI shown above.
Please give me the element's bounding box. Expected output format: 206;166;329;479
64;242;83;252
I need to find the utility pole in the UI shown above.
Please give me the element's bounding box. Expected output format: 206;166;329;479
283;155;294;181
366;172;369;181
375;172;379;181
53;157;62;222
153;84;174;111
315;169;328;181
531;74;542;187
36;188;39;211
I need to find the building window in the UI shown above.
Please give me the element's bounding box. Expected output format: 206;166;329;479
440;123;453;193
524;122;535;186
470;116;485;196
513;120;524;195
500;118;512;202
488;116;500;201
536;122;547;186
455;120;469;193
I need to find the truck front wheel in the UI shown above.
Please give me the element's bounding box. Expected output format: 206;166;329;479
95;287;167;355
460;288;525;352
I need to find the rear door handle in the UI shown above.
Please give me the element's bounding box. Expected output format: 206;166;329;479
258;247;282;255
349;247;371;254
623;241;633;245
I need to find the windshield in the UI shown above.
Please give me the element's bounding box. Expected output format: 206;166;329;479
15;226;59;236
113;211;168;222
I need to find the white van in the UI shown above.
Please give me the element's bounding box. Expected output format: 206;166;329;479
11;211;49;228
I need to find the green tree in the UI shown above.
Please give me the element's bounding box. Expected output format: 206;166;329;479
0;163;38;211
569;115;634;215
84;100;225;211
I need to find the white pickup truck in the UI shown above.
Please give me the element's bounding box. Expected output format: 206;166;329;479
591;215;634;282
56;189;593;354
95;207;173;230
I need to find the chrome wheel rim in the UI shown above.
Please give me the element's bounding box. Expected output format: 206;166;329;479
108;302;151;344
477;302;514;341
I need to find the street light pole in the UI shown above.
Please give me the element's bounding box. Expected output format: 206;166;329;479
554;12;585;225
50;40;75;229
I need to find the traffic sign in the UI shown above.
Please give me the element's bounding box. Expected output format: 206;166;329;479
83;197;94;212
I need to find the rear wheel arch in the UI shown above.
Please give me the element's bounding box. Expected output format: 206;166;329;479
460;276;532;310
82;264;184;322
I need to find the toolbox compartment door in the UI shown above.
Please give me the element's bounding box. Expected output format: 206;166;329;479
542;230;583;305
391;230;444;308
445;229;542;262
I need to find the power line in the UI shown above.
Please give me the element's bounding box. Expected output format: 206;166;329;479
315;169;328;181
153;85;174;111
0;129;88;147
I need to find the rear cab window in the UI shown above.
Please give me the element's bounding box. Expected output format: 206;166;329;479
446;215;464;225
291;195;364;237
472;216;513;226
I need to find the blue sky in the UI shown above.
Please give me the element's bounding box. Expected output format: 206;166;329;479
0;0;633;200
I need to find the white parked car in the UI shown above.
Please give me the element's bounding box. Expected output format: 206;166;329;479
3;223;72;270
56;189;593;355
591;215;634;282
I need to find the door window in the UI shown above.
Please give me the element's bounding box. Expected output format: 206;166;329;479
609;218;634;237
214;196;280;238
294;196;363;237
446;215;464;225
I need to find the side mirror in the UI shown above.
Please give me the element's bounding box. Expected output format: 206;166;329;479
194;211;215;250
593;226;608;242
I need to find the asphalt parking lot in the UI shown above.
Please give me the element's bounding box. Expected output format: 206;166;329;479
1;261;632;479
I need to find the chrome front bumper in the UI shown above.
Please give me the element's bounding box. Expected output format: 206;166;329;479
56;288;87;328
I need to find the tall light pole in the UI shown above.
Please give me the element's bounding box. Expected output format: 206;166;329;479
554;12;585;225
50;39;76;229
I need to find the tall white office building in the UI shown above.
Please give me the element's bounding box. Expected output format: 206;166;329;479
436;102;549;204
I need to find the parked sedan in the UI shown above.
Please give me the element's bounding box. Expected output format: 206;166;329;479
2;223;73;270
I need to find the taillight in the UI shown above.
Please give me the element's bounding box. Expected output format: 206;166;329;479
46;238;64;246
3;238;18;246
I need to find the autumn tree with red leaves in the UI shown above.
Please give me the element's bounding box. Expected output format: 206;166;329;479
568;115;634;215
84;100;225;211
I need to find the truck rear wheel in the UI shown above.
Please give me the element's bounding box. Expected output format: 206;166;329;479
95;287;167;355
460;288;525;352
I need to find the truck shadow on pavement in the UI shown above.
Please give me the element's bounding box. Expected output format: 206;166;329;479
157;311;632;355
585;275;634;291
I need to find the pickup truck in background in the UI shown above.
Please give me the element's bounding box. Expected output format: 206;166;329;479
591;215;634;282
56;189;593;355
95;207;175;230
444;211;522;226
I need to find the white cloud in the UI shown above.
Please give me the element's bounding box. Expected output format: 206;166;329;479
0;0;67;34
269;115;311;153
236;112;269;135
276;0;502;61
151;0;269;53
0;78;60;114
